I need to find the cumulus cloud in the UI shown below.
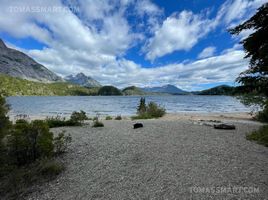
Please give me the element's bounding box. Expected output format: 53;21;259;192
198;46;216;59
143;11;215;61
143;0;265;61
219;0;267;26
0;0;253;90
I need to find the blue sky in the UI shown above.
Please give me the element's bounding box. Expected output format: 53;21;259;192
0;0;265;90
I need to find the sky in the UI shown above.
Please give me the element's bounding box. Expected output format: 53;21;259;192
0;0;266;90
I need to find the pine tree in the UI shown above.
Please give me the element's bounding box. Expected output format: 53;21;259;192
137;97;146;115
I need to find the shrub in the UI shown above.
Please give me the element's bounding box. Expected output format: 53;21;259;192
0;159;64;199
45;110;88;128
53;131;72;154
70;110;88;125
93;116;98;121
45;116;71;128
7;120;54;166
39;159;65;176
105;116;113;120
246;125;268;147
133;98;166;119
115;115;122;120
92;119;104;127
147;102;166;118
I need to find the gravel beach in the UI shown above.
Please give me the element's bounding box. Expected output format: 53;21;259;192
26;116;268;200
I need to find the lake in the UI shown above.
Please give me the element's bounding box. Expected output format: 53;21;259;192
6;95;251;118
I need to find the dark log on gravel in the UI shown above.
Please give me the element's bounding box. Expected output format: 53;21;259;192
214;123;236;130
133;123;143;129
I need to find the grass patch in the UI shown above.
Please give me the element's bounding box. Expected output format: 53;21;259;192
246;125;268;147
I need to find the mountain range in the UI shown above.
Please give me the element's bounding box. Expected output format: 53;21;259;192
65;73;101;87
0;39;62;82
0;38;238;96
141;84;188;94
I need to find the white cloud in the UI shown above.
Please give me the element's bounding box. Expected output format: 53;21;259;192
0;0;252;90
198;46;216;59
143;10;216;61
143;0;265;61
218;0;267;26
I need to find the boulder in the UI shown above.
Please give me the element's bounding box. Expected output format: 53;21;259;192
214;123;236;130
133;123;143;129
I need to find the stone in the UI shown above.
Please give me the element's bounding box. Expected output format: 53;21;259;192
214;123;236;130
133;123;143;129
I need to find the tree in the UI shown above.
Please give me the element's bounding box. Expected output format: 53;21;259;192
229;3;268;96
137;97;146;115
0;96;11;140
97;86;122;96
229;3;268;121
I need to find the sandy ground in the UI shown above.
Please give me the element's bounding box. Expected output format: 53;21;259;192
24;114;268;200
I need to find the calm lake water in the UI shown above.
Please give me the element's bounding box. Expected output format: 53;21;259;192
6;95;251;118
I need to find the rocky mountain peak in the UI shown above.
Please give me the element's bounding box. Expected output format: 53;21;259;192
0;39;7;49
64;72;101;87
0;38;63;82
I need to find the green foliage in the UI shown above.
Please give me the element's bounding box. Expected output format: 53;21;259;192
196;85;236;95
229;3;268;121
45;116;74;128
229;3;268;96
134;98;166;119
0;97;71;199
105;116;113;120
0;74;99;96
0;96;11;140
92;118;104;127
45;110;88;128
137;97;146;115
39;159;65;176
115;115;122;120
246;125;268;147
7;120;54;166
122;86;146;95
70;110;88;125
53;131;72;154
97;85;122;96
0;158;64;199
147;102;166;118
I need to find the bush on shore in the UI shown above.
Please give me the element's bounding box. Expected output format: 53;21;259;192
105;116;113;120
0;96;72;199
46;110;88;128
133;98;166;119
92;117;104;127
0;158;64;199
246;125;268;147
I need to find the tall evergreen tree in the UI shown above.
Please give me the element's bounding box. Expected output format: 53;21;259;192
229;3;268;121
137;97;146;115
229;3;268;96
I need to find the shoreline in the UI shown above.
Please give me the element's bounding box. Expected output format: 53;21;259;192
8;111;258;124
